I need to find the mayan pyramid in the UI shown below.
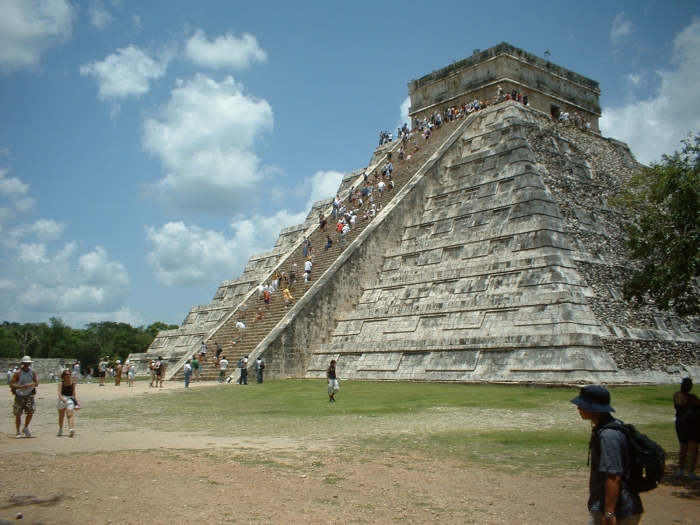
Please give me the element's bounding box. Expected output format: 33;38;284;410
130;43;700;385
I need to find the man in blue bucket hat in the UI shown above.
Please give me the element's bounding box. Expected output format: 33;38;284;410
571;386;643;525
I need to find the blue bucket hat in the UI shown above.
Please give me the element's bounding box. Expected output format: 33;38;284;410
570;385;615;413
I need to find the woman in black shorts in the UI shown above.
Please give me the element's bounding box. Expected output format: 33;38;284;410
674;377;700;480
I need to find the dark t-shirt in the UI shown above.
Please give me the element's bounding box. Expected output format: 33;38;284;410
589;418;644;519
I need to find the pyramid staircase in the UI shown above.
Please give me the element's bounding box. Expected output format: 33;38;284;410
165;118;465;382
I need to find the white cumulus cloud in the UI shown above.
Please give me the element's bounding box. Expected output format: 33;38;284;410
600;18;700;165
4;242;132;324
142;73;273;214
145;221;245;287
0;164;35;216
0;159;134;326
88;1;112;29
610;13;633;41
184;29;267;70
80;45;169;100
306;170;344;208
145;169;343;287
0;0;75;72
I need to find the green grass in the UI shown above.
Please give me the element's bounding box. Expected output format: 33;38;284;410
84;380;680;475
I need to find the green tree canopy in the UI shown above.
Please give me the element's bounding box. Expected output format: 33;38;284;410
616;133;700;316
0;319;179;367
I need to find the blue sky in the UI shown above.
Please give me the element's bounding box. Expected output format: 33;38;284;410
0;0;698;328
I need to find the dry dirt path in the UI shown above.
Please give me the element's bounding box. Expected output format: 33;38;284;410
0;381;698;524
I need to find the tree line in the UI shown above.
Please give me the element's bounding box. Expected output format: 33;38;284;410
0;318;179;368
615;132;700;317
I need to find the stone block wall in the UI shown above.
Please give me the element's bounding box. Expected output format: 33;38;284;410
408;43;601;131
0;358;75;381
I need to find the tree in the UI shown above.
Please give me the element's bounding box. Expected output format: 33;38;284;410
0;322;22;358
616;133;700;316
9;322;44;357
145;321;179;339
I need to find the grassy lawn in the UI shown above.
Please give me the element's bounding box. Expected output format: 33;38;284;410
86;380;679;475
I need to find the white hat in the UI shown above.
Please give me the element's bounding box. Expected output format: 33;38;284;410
116;360;121;364
21;356;33;364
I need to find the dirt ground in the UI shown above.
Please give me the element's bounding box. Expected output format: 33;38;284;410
1;381;698;525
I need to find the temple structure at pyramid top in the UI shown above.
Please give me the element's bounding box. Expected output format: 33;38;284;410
408;43;601;132
128;43;699;385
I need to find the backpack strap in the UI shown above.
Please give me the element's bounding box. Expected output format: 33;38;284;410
588;420;626;466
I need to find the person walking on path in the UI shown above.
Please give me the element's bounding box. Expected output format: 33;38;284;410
56;369;77;437
114;360;123;386
11;356;39;438
98;357;109;386
126;360;135;387
674;377;700;480
571;385;643;525
183;357;193;388
326;359;339;402
154;357;164;387
218;356;229;383
256;357;265;383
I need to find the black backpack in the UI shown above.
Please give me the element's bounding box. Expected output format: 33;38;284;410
600;422;665;493
237;358;244;369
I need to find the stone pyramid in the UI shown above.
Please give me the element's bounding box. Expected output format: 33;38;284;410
133;45;700;385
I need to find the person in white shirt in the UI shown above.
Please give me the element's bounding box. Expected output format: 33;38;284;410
304;259;313;283
183;357;192;388
218;356;229;383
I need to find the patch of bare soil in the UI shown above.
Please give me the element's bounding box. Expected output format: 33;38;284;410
0;382;698;524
